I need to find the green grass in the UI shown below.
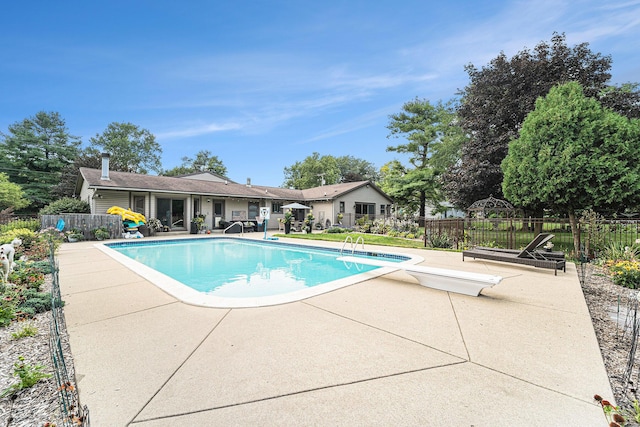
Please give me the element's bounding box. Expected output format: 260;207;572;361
274;232;428;249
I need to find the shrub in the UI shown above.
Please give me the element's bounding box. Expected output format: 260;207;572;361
606;260;640;289
428;233;452;249
20;239;51;261
21;260;53;275
17;289;50;315
0;228;36;245
9;267;45;290
39;197;90;215
326;227;348;234
0;219;40;233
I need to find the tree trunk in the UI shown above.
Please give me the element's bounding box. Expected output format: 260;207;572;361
568;208;581;257
419;190;426;227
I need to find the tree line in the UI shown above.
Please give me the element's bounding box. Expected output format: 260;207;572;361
381;32;640;223
0;115;380;214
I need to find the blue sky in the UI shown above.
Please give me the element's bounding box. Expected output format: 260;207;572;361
1;1;639;187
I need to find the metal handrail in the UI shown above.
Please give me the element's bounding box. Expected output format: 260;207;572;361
340;236;353;255
353;236;365;254
223;221;244;236
340;235;365;255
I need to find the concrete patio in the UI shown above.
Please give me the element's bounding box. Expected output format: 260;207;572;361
58;235;613;426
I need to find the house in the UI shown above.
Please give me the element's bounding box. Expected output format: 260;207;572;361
75;154;394;231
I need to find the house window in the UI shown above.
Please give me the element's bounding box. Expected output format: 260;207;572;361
339;201;345;213
355;203;375;216
272;202;282;213
133;196;145;215
380;204;386;215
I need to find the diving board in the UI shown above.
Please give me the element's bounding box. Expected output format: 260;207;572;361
336;256;502;297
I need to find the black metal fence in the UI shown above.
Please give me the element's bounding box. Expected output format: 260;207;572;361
423;217;640;254
48;241;90;426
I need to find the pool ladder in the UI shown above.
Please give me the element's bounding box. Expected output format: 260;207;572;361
223;221;245;236
340;235;364;255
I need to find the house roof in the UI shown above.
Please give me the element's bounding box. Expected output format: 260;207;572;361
77;168;392;203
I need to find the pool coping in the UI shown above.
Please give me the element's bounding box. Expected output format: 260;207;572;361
95;236;424;308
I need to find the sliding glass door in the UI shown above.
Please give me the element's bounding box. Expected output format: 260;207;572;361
157;198;185;230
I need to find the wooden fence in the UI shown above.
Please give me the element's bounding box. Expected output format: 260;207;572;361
41;214;123;240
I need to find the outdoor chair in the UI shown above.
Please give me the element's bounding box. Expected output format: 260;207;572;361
462;233;566;275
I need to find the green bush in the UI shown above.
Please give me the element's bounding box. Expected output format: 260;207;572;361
326;227;348;234
0;228;36;246
39;197;90;215
428;233;452;249
17;289;50;315
19;260;53;275
9;267;45;290
0;219;40;233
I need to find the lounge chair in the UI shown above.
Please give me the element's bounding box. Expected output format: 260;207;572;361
462;233;566;275
337;255;502;296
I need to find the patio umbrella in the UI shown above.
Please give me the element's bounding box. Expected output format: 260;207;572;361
282;202;311;209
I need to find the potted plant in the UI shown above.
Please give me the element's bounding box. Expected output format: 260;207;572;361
93;226;110;241
337;213;343;224
304;211;315;234
282;211;293;234
66;229;84;242
191;214;206;234
147;218;163;236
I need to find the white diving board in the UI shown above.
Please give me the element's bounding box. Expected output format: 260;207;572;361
336;255;503;297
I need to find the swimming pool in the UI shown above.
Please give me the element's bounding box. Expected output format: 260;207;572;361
98;237;421;308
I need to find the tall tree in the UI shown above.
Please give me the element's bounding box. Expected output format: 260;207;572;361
445;32;639;209
282;153;340;189
89;122;162;174
378;160;420;216
335;155;379;183
0;111;81;211
163;150;227;177
502;82;640;254
52;149;103;199
386;98;461;219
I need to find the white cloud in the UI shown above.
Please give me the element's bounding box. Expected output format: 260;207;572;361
155;121;242;139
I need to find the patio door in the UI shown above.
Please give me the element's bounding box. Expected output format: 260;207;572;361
157;198;186;230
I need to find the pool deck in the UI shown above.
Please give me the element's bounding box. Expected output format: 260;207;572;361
58;233;613;426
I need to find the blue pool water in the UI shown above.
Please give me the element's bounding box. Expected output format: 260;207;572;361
106;238;407;299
